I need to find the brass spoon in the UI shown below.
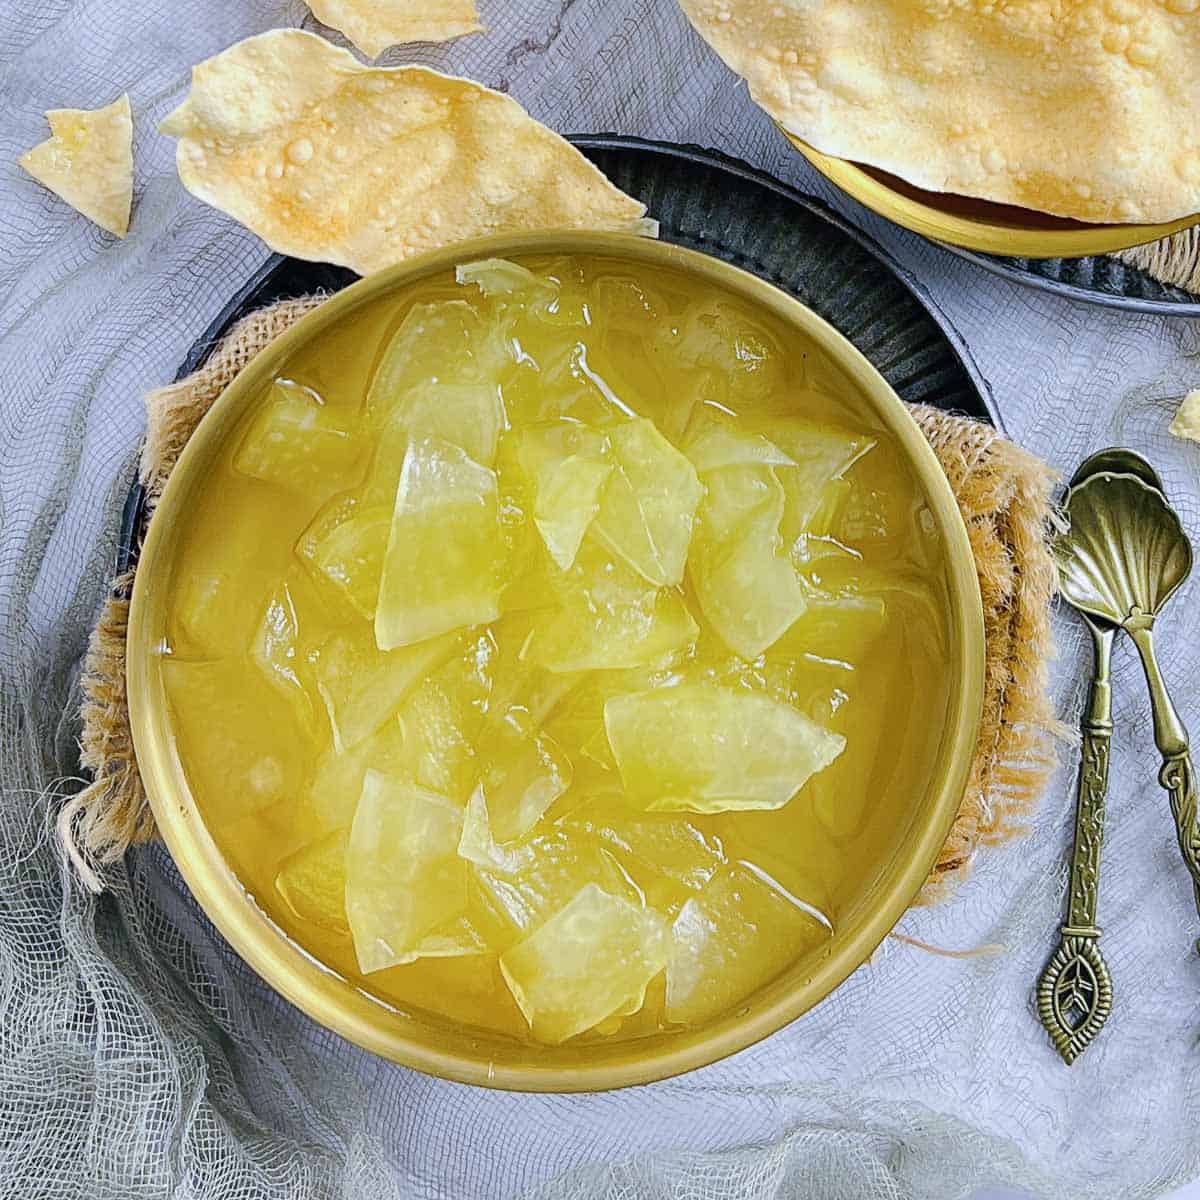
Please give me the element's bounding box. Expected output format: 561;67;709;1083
1056;467;1198;922
1035;451;1166;1063
1035;477;1119;1063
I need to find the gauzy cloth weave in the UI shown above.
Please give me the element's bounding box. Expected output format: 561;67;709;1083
3;2;1200;1198
66;297;1060;905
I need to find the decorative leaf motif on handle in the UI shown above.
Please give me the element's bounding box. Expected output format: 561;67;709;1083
1052;955;1096;1027
1037;935;1113;1065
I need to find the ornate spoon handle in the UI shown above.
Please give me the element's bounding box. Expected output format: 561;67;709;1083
1128;625;1200;921
1161;750;1200;916
1036;622;1114;1064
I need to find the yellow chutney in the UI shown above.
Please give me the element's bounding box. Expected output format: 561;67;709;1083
150;247;959;1057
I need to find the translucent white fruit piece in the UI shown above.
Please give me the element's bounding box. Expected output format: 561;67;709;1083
534;455;612;569
375;437;505;650
373;381;507;474
485;610;582;722
364;300;511;426
540;665;673;785
295;495;390;620
394;630;494;801
694;533;809;661
456;257;557;300
275;829;349;934
499;884;667;1044
582;281;671;426
524;541;698;673
789;500;857;571
697;461;782;541
458;786;522;874
666;863;831;1025
346;770;468;974
765;418;876;476
308;720;408;831
411;913;489;962
690;465;808;660
490;433;552;613
280;823;487;963
471;825;639;933
362;416;412;509
683;426;795;473
589;274;662;333
233;379;359;494
453;622;579;847
560;800;726;899
161;658;307;826
605;682;845;813
786;477;858;550
316;625;460;750
671;299;786;404
691;465;806;653
250;581;317;727
591;418;703;587
524;257;590;328
762;419;875;544
458;781;574;880
527;341;634;426
477;710;573;843
515;421;612;571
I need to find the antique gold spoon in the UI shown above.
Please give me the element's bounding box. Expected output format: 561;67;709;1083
1035;451;1166;1063
1036;451;1166;1060
1056;466;1198;923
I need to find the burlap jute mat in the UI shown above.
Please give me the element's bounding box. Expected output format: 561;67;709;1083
1118;229;1200;294
62;297;1063;905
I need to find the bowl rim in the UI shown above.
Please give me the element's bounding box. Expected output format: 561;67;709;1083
784;131;1200;259
127;229;986;1092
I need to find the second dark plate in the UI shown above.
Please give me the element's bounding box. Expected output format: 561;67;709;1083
948;244;1200;317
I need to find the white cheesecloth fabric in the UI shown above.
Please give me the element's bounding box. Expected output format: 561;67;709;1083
3;1;1200;1196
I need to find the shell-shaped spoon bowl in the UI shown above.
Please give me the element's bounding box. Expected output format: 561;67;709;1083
1057;472;1192;628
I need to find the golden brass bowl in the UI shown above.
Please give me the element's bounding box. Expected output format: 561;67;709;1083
126;231;985;1092
786;132;1200;260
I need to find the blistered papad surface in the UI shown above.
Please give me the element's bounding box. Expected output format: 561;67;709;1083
678;0;1200;223
18;94;133;236
159;29;649;274
307;0;483;58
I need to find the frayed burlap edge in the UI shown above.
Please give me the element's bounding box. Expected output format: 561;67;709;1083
65;298;1063;903
1117;228;1200;295
61;297;326;891
910;406;1065;903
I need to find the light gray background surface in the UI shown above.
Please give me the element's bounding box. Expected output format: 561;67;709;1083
3;2;1200;1197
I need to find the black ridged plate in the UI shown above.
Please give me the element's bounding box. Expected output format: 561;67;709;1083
117;135;995;571
947;244;1200;317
